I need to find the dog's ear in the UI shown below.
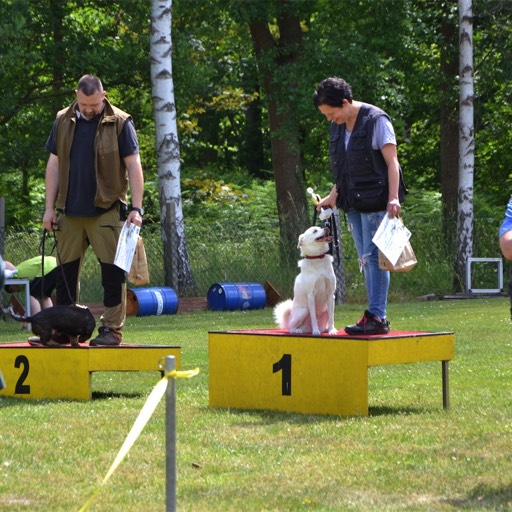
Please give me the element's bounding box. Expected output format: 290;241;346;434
297;234;304;249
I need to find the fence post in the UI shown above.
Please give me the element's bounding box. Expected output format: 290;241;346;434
165;355;177;512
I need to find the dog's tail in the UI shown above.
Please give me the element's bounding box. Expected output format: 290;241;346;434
4;306;31;324
273;299;293;329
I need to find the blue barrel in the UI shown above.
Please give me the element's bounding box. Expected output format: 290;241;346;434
207;282;267;311
129;287;179;316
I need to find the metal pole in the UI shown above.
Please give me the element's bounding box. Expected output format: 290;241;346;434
165;355;177;512
442;360;450;410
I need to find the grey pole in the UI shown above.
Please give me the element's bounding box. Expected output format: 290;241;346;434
165;355;177;512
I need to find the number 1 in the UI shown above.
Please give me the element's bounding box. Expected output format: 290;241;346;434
273;354;291;396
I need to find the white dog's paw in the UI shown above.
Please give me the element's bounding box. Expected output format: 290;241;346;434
312;329;321;336
327;328;338;335
290;328;305;334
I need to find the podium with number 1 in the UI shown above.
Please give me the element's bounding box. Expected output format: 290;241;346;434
208;329;454;417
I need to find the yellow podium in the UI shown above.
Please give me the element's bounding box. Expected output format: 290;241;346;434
0;343;181;401
209;329;454;416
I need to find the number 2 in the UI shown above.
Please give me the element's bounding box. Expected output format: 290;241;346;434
273;354;291;396
15;355;31;394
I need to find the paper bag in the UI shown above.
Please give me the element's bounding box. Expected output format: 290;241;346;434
378;240;417;272
127;237;150;285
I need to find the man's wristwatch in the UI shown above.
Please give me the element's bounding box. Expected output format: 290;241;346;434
132;207;145;216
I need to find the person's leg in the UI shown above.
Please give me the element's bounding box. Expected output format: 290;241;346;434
30;269;57;311
54;216;88;305
346;210;390;317
55;261;81;304
40;297;53;309
40;267;57;309
345;210;390;335
86;206;126;345
29;296;41;315
361;211;389;320
99;261;126;331
29;277;44;314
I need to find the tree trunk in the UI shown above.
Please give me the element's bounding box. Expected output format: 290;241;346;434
457;0;475;292
439;11;459;254
150;0;194;295
248;8;308;260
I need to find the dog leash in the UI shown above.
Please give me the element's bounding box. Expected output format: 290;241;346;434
43;228;76;306
38;228;56;303
312;205;341;264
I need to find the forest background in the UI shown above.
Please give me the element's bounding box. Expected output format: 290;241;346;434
0;0;511;303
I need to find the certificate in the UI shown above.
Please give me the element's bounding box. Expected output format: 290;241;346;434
372;214;411;266
114;222;141;272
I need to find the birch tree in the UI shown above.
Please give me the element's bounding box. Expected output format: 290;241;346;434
457;0;474;291
150;0;194;294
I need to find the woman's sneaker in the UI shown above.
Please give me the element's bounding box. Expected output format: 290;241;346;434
344;310;390;335
90;326;122;346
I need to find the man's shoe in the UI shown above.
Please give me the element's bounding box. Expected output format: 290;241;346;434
90;326;122;346
344;310;390;335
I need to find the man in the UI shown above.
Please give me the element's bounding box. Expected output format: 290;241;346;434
314;77;406;335
43;74;144;346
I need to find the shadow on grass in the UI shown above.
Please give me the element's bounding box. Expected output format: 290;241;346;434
92;391;145;400
0;397;51;408
443;481;512;509
199;404;429;423
0;390;148;405
368;405;429;416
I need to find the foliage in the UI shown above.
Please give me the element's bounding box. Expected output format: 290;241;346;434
1;0;511;294
0;0;153;227
3;184;505;305
473;0;512;204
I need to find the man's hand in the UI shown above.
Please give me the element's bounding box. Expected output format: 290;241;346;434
128;210;143;227
42;209;57;231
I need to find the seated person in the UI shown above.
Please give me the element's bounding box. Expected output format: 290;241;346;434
4;256;58;315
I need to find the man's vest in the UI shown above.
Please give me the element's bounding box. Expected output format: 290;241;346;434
54;98;131;211
329;103;406;213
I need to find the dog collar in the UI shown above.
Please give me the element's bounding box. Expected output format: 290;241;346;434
305;252;329;260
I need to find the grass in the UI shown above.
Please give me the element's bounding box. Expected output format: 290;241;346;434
0;298;512;511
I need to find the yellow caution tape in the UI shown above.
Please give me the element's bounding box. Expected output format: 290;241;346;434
166;368;200;380
79;367;199;512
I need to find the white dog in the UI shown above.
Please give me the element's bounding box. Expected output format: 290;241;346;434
274;226;337;335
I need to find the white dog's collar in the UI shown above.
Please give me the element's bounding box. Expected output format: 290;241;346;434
305;252;329;260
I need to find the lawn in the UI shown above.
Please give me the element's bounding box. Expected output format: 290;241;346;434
0;298;511;511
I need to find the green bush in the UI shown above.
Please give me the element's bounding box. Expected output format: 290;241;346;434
2;185;506;305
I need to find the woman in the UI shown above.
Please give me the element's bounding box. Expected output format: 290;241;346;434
313;77;407;335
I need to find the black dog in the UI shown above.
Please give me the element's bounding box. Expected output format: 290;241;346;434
8;304;96;347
